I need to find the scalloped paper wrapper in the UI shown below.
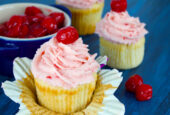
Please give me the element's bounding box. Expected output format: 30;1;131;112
100;37;145;69
2;56;125;115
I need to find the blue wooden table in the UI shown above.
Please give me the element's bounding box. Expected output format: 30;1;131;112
0;0;170;115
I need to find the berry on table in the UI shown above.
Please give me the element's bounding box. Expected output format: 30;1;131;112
136;84;153;101
56;26;79;44
125;74;143;92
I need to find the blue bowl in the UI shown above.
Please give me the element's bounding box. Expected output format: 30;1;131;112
0;3;72;77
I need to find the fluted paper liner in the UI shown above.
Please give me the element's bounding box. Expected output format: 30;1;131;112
35;74;97;114
2;56;125;115
100;37;145;69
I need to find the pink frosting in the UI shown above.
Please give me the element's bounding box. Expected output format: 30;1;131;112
31;37;99;89
96;11;148;44
56;0;104;9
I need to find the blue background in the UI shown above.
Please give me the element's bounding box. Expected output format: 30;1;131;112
0;0;170;115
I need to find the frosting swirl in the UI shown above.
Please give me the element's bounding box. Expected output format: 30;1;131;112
31;37;99;89
56;0;104;9
96;11;148;44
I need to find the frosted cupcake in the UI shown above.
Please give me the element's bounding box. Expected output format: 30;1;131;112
56;0;104;35
96;0;148;69
31;26;99;114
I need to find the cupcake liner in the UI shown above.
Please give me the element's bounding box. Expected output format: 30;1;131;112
100;37;145;69
2;56;125;115
57;2;104;35
34;74;97;114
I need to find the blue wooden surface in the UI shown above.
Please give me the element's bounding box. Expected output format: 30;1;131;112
0;0;170;115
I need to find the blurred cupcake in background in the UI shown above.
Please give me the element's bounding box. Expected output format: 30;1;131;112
96;0;148;69
56;0;104;35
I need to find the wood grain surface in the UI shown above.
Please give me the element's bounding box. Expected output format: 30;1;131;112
0;0;169;115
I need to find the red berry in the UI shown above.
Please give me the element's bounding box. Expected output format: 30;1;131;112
22;16;29;25
7;25;20;37
41;16;57;33
26;34;34;38
7;15;23;29
19;25;29;38
0;23;8;36
136;84;152;101
125;74;143;92
28;13;45;24
25;6;43;16
49;12;65;28
111;0;127;13
29;24;47;37
56;26;79;44
50;28;58;34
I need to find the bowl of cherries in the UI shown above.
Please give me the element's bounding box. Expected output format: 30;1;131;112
0;3;71;77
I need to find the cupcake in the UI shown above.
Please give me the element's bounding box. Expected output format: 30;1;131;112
56;0;104;35
96;0;148;69
31;26;100;114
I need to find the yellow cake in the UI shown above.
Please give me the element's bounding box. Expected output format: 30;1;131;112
96;10;148;69
56;0;104;35
34;73;97;114
2;56;125;115
31;27;100;114
100;37;145;69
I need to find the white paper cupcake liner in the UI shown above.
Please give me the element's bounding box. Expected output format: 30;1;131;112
2;56;125;115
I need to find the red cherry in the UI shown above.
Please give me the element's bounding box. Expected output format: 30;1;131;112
29;24;47;37
19;25;29;38
25;6;43;16
50;28;58;35
26;34;34;38
0;23;8;36
7;15;23;29
56;26;79;44
7;25;20;37
41;16;57;33
28;13;45;24
125;74;143;92
22;16;29;25
136;84;152;101
49;12;65;28
111;0;127;13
